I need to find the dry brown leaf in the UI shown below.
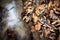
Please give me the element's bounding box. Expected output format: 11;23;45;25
23;16;27;20
45;28;50;36
26;6;34;14
35;10;40;16
23;16;30;22
36;4;45;10
56;8;60;11
31;26;35;32
35;23;42;31
50;10;58;19
48;1;53;9
33;13;38;23
52;20;60;24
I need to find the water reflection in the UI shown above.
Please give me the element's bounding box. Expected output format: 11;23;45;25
5;1;19;28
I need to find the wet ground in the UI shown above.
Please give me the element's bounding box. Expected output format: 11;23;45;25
0;0;60;40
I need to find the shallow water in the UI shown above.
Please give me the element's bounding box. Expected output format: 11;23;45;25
0;0;28;40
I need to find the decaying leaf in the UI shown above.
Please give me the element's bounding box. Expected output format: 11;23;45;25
21;0;60;40
31;26;35;32
45;28;50;36
35;22;42;31
33;13;38;23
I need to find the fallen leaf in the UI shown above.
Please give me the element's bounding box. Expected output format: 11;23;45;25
33;13;38;23
35;22;42;31
31;26;35;32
